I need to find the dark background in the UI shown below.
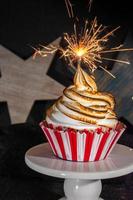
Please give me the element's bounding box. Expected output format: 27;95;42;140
1;0;133;59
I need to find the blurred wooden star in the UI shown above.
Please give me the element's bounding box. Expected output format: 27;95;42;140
0;38;64;124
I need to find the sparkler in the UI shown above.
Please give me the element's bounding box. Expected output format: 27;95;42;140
33;18;133;78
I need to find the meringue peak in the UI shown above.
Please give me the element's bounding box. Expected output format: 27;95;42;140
74;66;97;92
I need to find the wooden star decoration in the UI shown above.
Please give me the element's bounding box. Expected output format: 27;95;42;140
0;38;64;124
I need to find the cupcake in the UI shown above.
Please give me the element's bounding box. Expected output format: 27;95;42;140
40;66;125;162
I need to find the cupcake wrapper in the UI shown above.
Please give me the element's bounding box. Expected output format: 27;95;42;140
40;122;125;162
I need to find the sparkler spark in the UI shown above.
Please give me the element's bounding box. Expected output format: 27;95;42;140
64;0;93;17
64;0;74;18
33;18;133;78
32;44;57;59
88;0;93;12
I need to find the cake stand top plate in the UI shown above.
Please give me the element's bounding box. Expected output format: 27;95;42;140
25;143;133;180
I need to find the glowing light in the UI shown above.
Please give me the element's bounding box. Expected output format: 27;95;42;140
33;18;133;78
75;47;87;57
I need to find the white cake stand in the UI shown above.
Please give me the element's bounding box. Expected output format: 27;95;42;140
25;143;133;200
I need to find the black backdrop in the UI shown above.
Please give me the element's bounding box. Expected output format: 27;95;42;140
1;0;133;59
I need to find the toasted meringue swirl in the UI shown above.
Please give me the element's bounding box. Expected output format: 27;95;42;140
46;66;117;129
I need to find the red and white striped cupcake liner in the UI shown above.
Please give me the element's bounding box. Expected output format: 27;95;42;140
40;121;125;162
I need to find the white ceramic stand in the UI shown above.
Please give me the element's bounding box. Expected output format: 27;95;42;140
59;179;103;200
25;143;133;200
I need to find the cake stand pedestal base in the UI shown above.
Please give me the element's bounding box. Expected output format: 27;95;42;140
59;179;103;200
25;143;133;200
